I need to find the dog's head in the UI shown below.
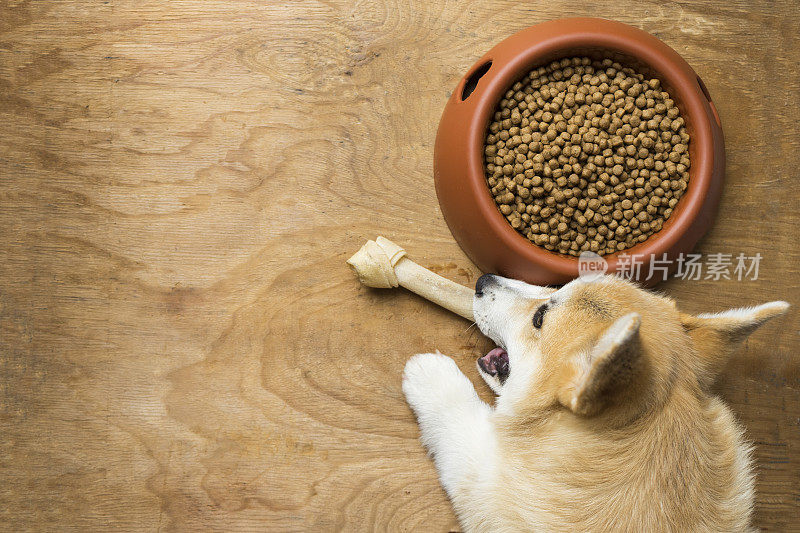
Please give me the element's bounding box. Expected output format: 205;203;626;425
473;274;788;419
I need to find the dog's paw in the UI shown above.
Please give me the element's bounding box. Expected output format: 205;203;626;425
402;352;476;416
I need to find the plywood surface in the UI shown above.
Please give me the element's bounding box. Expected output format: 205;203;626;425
1;1;798;530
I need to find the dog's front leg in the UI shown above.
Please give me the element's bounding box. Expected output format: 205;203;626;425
402;352;494;498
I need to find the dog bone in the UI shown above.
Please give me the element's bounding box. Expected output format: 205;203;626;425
347;236;475;321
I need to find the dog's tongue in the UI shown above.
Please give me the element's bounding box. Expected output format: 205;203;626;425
480;347;508;374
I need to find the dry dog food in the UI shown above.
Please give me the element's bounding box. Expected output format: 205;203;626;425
484;56;690;256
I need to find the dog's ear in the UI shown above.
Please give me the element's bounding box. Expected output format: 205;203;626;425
559;313;642;417
680;301;789;385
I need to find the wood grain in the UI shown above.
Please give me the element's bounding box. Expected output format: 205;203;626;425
0;1;798;530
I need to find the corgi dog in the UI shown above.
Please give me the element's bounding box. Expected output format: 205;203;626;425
402;274;788;532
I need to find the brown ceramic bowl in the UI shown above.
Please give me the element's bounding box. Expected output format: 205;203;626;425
434;17;724;286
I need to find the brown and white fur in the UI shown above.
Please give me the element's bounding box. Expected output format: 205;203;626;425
402;274;788;532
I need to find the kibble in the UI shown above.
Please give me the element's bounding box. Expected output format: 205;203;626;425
484;56;690;256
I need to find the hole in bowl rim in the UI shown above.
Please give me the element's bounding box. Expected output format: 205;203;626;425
458;18;718;277
461;60;493;101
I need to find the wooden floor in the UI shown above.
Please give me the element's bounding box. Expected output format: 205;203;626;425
1;1;798;531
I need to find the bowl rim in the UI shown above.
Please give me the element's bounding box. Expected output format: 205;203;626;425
455;17;717;276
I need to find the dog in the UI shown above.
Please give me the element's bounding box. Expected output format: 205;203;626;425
402;274;788;532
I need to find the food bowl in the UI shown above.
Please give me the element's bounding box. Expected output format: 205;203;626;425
434;17;724;286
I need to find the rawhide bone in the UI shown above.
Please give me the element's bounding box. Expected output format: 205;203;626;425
347;236;475;321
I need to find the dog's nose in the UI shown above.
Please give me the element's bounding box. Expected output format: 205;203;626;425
475;274;496;296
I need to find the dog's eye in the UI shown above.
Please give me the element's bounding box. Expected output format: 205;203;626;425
532;304;547;329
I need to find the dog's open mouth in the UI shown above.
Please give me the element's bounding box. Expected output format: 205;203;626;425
478;347;509;383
